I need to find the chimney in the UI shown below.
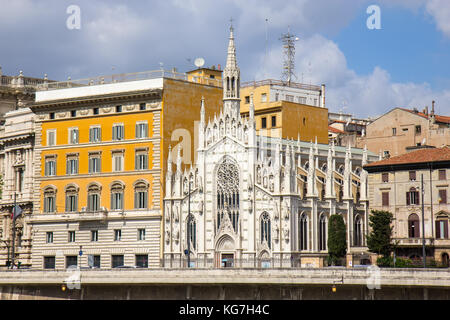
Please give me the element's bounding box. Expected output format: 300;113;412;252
424;106;428;115
217;64;221;70
431;100;435;116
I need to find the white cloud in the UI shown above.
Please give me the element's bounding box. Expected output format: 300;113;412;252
252;34;450;118
426;0;450;37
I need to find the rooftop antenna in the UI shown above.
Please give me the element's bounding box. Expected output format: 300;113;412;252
279;26;299;86
264;18;269;79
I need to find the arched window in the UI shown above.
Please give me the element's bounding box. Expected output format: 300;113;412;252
260;212;271;249
134;180;149;209
110;181;124;210
354;215;362;247
187;214;196;250
216;159;239;232
318;214;327;251
43;186;56;213
65;185;78;213
408;213;420;238
299;213;308;250
87;183;101;212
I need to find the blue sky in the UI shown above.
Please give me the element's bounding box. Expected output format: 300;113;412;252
0;0;449;117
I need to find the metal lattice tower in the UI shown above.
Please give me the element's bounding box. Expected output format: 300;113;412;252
279;27;299;85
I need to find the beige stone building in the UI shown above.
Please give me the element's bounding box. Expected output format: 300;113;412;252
364;146;450;266
362;105;449;158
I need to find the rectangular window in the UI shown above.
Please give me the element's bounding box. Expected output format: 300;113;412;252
112;255;124;268
113;153;124;172
68;231;76;243
135;151;148;170
111;192;123;210
93;107;99;115
91;230;98;242
47;130;56;146
138;228;146;241
45;158;56;176
112;124;124;141
114;229;122;241
407;189;420;205
139;103;146;110
115;105;122;113
392;128;396;136
382;192;389;206
65;194;78;212
383;151;390;158
439;189;447;204
66;156;79;175
436;220;449;239
88;156;101;173
88;255;101;268
313;98;318;106
135;255;148;268
46;232;53;243
261;117;267;129
89;126;101;143
66;256;78;268
275;93;279;101
382;173;389;183
88;194;100;212
298;96;306;104
44;196;55;213
135;122;148;139
409;171;416;181
415;125;421;135
49;112;55;120
285;94;294;102
44;256;55;269
261;93;267;103
245;96;250;104
70;110;77;117
271;116;276;128
69;128;79;144
135;191;148;209
439;169;446;181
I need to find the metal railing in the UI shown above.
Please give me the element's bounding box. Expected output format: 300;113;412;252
241;79;321;91
36;69;223;91
161;257;299;269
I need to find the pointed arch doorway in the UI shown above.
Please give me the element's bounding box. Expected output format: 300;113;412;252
215;234;235;268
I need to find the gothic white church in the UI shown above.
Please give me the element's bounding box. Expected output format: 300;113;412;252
163;26;378;268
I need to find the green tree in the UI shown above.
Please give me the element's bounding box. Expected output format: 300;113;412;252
366;210;394;259
327;214;347;266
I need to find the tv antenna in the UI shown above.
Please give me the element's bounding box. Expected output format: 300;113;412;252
279;26;299;86
194;57;205;68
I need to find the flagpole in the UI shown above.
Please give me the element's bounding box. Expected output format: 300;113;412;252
11;193;16;269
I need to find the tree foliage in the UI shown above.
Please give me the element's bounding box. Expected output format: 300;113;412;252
366;210;394;257
327;214;347;266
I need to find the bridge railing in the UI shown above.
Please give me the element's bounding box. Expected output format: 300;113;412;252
161;257;299;269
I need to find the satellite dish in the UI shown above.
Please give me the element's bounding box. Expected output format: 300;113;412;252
194;57;205;68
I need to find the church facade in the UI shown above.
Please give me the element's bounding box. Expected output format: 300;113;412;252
163;27;379;268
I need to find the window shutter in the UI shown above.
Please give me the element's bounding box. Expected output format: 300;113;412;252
436;221;441;239
144;154;148;169
75;159;78;174
111;193;114;210
112;126;116;140
134;192;138;209
414;221;420;238
445;220;449;239
406;192;410;205
144;123;148;138
66;159;69;175
144;191;148;209
136;123;139;138
120;126;124;140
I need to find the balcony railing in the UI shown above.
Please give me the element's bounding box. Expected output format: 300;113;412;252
241;79;322;91
36;69;223;91
162;257;299;269
0;74;52;89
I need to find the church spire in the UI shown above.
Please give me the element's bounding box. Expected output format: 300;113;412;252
222;23;241;117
